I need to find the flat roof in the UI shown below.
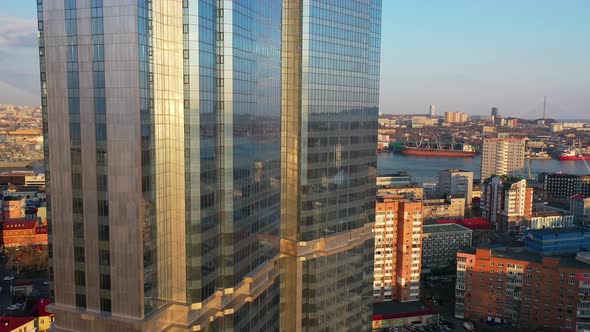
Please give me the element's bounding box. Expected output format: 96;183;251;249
423;223;471;234
458;246;590;269
526;227;586;235
531;211;566;217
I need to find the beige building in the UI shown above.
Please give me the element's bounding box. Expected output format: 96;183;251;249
422;196;466;221
480;138;525;181
378;184;424;199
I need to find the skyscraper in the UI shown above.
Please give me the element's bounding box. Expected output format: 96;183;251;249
491;107;499;118
39;0;381;331
480;138;525;182
280;1;381;330
429;104;436;116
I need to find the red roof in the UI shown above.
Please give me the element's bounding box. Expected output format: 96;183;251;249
0;219;37;230
0;317;35;332
31;297;52;317
437;217;493;230
571;194;588;200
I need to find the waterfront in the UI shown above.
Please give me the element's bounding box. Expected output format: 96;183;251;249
378;152;590;183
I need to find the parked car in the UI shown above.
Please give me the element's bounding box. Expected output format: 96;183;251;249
3;276;14;281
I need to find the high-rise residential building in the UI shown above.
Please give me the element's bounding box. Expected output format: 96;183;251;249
481;176;533;231
374;195;423;302
438;169;474;207
455;247;590;331
39;0;381;331
443;111;468;124
540;172;590;199
480;138;525;181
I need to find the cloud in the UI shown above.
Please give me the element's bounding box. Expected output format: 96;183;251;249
0;16;37;48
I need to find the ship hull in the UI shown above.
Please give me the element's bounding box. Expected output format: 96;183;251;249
559;155;590;161
400;147;476;157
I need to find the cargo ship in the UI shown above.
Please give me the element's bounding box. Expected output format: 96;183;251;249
559;141;590;161
400;140;476;158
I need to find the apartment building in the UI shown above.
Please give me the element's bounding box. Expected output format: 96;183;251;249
480;138;525;182
374;196;423;302
456;247;590;331
438;169;474;206
423;196;466;221
421;224;472;274
481;176;533;231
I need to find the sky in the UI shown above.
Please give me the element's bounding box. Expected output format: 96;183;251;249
0;1;589;119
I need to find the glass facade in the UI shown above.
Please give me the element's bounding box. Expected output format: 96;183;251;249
282;0;381;331
41;0;380;330
90;0;111;313
64;0;87;309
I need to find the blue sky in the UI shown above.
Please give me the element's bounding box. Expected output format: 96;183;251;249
0;1;588;118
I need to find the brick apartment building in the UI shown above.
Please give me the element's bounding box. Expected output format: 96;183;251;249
374;195;423;302
456;247;590;331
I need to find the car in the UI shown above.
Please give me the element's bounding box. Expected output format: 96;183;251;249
43;280;50;285
3;276;14;281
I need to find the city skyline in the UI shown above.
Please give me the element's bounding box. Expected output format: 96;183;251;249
1;1;590;119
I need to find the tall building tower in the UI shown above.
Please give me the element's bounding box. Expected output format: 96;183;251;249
491;107;499;118
373;196;423;302
438;169;474;207
480;176;533;231
480;138;525;182
281;1;381;330
39;0;381;331
429;104;436;116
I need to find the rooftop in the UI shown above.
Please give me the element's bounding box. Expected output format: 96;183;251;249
531;211;566;217
571;194;589;200
525;227;586;236
0;317;35;332
459;246;590;269
437;217;493;230
423;223;471;234
1;196;25;201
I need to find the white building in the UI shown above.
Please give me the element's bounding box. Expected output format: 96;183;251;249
438;169;473;206
480;138;525;182
528;211;574;229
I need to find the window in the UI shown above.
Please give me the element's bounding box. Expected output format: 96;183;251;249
100;274;111;290
75;270;85;286
100;298;111;312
